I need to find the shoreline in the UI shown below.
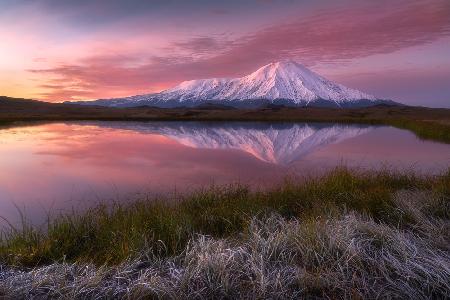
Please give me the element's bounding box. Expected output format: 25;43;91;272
1;102;449;143
1;167;448;266
0;167;449;298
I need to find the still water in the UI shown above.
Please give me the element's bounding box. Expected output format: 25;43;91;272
1;121;449;225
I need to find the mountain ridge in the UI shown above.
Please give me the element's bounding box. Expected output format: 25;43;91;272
68;60;397;108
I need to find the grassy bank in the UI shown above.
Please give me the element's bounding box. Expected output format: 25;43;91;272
1;168;449;266
0;168;449;299
0;167;447;267
387;119;450;143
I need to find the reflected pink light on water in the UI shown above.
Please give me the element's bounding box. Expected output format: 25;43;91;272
0;123;284;206
0;122;449;225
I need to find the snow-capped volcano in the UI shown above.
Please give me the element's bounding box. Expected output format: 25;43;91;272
162;61;376;104
70;60;394;108
88;121;373;165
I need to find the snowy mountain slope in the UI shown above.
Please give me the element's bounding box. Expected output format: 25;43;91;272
160;61;376;104
70;60;394;108
89;122;372;165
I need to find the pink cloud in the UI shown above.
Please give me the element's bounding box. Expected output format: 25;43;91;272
28;0;450;102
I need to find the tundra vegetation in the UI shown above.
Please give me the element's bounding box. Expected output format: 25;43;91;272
0;167;449;299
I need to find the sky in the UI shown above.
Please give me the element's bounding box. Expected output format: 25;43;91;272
0;0;449;107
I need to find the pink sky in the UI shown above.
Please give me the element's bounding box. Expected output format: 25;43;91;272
1;0;449;107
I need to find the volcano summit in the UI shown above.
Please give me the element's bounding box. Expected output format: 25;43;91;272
71;61;396;108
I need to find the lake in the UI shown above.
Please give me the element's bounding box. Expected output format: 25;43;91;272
1;121;449;226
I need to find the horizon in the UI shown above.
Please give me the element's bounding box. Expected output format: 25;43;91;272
1;0;450;108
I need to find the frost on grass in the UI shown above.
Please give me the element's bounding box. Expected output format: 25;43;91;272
1;191;449;299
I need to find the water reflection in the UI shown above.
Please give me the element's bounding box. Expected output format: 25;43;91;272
91;122;372;165
0;121;449;225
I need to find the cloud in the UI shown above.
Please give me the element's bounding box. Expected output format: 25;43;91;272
173;36;232;55
29;0;450;101
210;0;450;67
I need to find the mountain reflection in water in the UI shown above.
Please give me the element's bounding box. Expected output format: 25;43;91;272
1;121;449;225
93;122;372;165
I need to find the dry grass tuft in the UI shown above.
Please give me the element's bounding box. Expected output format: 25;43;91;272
1;189;449;299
